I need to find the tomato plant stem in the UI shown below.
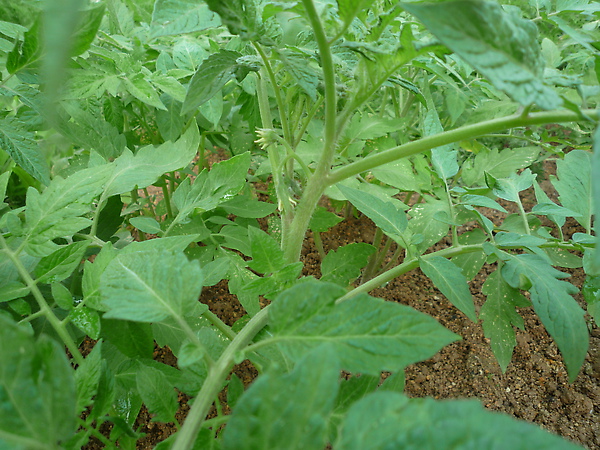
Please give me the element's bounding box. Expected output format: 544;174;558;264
0;234;85;366
327;110;600;187
172;307;270;450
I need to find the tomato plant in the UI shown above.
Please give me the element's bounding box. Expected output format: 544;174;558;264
0;0;598;448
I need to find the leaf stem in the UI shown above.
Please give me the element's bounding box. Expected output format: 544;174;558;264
326;109;600;187
337;244;484;303
172;306;270;450
202;309;236;341
0;235;84;366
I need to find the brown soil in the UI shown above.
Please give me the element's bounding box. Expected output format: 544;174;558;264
83;160;600;449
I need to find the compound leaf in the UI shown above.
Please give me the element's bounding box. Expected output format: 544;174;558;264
0;316;77;448
321;243;375;286
150;0;221;38
264;281;459;374
501;254;588;382
0;116;50;185
402;0;561;109
552;149;592;232
338;392;581;449
104;123;199;196
100;249;206;322
223;345;339;450
182;50;241;114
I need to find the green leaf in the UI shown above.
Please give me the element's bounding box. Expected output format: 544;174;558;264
74;341;103;414
451;228;487;280
501;254;588;382
424;105;458;180
338;392;581;449
101;318;155;359
220;196;277;219
123;73;167;110
152;314;212;359
552;149;592;232
150;0;221;38
51;282;73;310
172;152;251;223
480;270;526;372
100;249;206;322
278;48;319;100
460;194;507;213
408;197;450;253
419;256;477;321
104;123;199;197
129;216;162;235
0;116;50;185
156;96;185;142
96;194;125;242
182;50;241;115
227;373;244;410
371;158;431;193
339;185;408;245
223;345;339;450
82;242;118;311
68;306;101;339
226;252;260;316
0;316;77;448
593;128;600;271
493;169;536;203
494;232;546;249
309;206;343;233
70;5;105;56
6;18;40;75
402;0;561;110
248;226;286;274
461;147;540;187
337;0;373;28
199;92;223;128
321;243;375;286
583;275;600;327
35;241;88;284
204;0;266;41
24;165;113;257
264;281;459;374
202;257;230;287
136;366;178;423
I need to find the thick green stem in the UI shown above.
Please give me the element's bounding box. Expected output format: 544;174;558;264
172;307;270;450
283;0;338;263
327;109;600;187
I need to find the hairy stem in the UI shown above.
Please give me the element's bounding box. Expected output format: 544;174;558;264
172;307;270;450
0;235;84;366
338;244;486;303
283;0;338;263
327;110;600;187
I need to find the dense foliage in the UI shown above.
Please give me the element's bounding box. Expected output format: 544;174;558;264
0;0;599;448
